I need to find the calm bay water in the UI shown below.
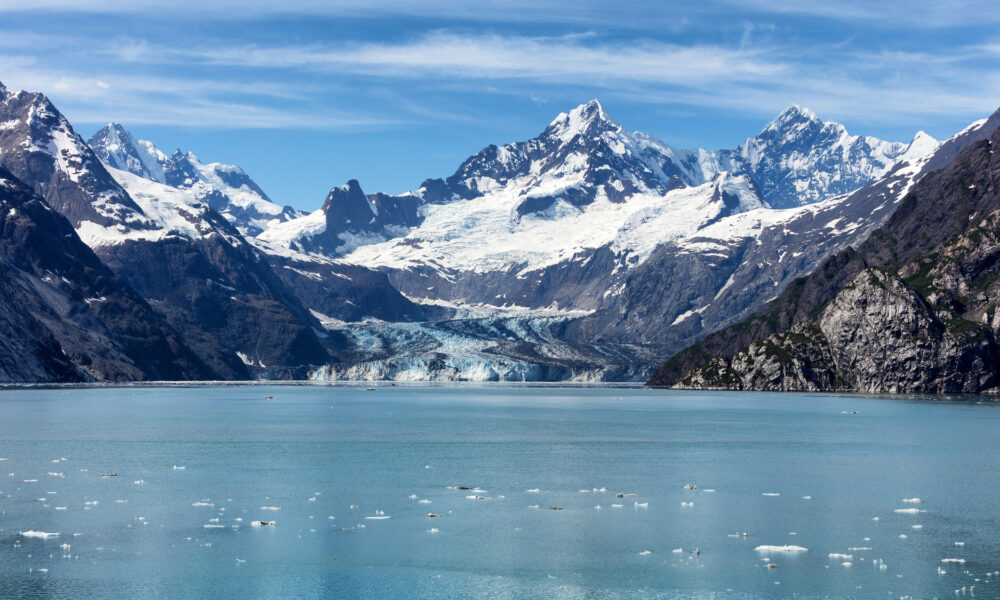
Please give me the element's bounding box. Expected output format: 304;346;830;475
0;385;997;599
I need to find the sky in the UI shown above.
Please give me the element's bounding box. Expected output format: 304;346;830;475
1;1;999;210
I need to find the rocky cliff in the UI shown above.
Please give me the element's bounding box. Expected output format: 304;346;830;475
658;110;1000;393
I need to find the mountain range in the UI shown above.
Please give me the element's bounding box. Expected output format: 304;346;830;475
2;77;996;386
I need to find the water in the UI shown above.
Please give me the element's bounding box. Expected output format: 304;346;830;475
0;385;997;599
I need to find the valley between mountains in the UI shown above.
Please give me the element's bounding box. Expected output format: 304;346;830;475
1;79;997;386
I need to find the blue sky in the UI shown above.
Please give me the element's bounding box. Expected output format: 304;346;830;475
2;1;999;210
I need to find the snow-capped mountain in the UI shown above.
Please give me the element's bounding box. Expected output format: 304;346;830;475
0;82;336;379
246;99;943;380
0;83;156;232
88;123;300;235
0;79;963;383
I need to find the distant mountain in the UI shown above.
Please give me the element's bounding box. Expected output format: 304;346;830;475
256;100;938;380
650;108;1000;392
88;123;300;236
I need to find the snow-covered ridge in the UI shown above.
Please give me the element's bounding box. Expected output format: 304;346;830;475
342;173;761;274
78;166;242;248
88;124;296;235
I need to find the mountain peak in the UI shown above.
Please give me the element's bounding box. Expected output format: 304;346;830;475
777;104;819;122
546;99;619;142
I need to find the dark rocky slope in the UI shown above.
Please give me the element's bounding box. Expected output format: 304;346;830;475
0;168;213;381
653;110;1000;393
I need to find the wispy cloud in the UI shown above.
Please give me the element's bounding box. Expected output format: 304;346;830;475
2;15;999;133
106;31;1000;125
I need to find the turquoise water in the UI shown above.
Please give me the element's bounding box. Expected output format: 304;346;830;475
0;385;997;599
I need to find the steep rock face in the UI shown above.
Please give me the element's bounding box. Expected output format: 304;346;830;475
257;179;421;256
0;167;213;381
88;124;299;235
818;269;998;393
658;108;1000;392
0;250;83;383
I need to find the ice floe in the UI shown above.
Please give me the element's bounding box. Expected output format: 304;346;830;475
20;531;59;539
755;545;807;553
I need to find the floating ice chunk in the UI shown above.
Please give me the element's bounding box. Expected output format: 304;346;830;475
133;480;144;485
755;545;807;553
762;492;780;497
841;561;852;567
259;506;280;511
829;554;853;560
611;504;623;508
418;499;432;504
634;502;648;508
172;465;185;470
639;550;651;556
84;501;98;506
408;494;417;499
941;558;966;564
894;508;921;514
23;479;38;483
365;516;391;520
203;524;225;529
54;507;67;511
953;542;964;546
802;496;812;500
20;531;59;538
848;547;872;551
672;548;683;553
251;520;275;527
114;499;127;504
427;528;440;533
680;502;694;507
527;489;539;493
899;534;907;539
911;525;923;529
308;497;317;502
902;497;921;503
528;505;539;509
594;505;602;510
702;489;716;493
47;472;63;477
192;502;214;507
872;517;880;521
